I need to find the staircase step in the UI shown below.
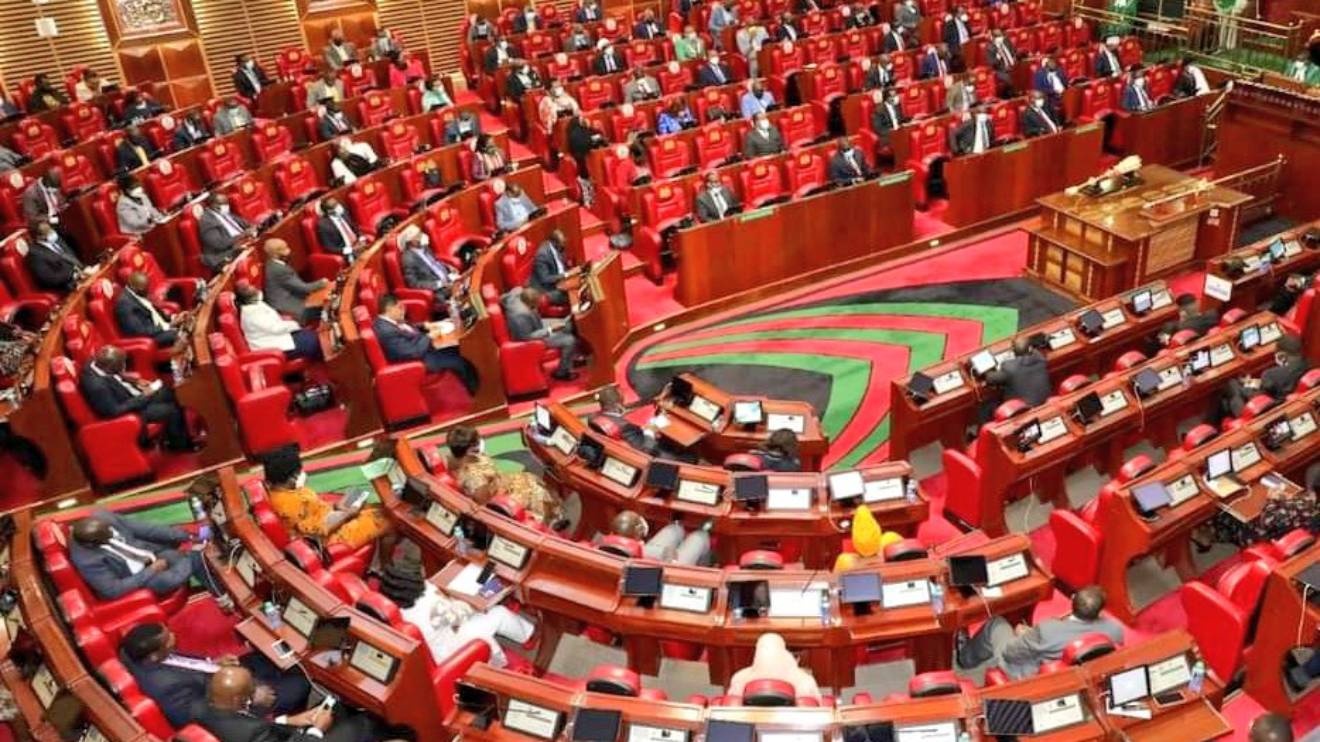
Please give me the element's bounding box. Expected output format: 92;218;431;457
542;170;569;200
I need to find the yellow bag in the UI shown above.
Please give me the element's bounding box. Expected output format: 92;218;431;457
851;505;882;557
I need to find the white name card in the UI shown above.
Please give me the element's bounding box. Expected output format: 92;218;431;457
1101;308;1126;329
601;457;639;487
987;552;1029;586
349;640;398;684
1291;412;1318;439
769;586;827;618
1284;240;1303;258
689;395;721;422
1209;344;1235;367
1031;694;1085;733
628;725;690;742
1100;389;1128;416
1151;290;1172;309
1157;366;1183;390
488;534;530;569
761;734;822;742
1204;274;1233;302
32;664;58;708
1260;322;1283;345
1167;474;1199;506
1038;416;1069;444
548;426;577;455
235;550;259;588
425;502;458;535
766;413;806;433
767;488;812;510
1148;654;1192;694
932;370;964;395
895;722;959;742
863;477;904;503
660;584;713;613
881;579;931;608
1048;328;1077;350
1231;442;1262;471
283;596;318;638
503;699;563;740
676;480;720;505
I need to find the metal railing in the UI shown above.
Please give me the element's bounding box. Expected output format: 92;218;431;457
1212;155;1286;223
1198;84;1232;165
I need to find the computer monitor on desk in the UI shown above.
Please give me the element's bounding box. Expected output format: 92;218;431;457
1109;665;1150;706
732;400;764;427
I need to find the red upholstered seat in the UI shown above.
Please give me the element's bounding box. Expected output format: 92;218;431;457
1113;350;1146;371
658;63;693;95
88;185;134;252
579;79;618;110
1060;633;1117;665
597;535;643;558
723;453;764;471
942;448;985;530
1274;528;1316;558
738;161;787;208
647;137;696;178
486;494;528;521
275;47;316;80
357;90;394;128
1078;80;1117;123
695;125;739;170
54;151;99;195
882;538;927;562
348;178;408;236
422;202;492;264
780;107;821;148
908;671;965;698
199;139;245;185
51;356;157;488
12;118;60;159
208;335;299;456
352;304;434;427
379;121;420;162
994;398;1030;421
694;89;736;124
340;64;379;99
61;103;107;141
739;550;784;570
1118;454;1155;482
0;173;32;233
251;122;295;163
744;679;796;707
585;665;641;697
1057;374;1089;395
273;156;326;209
635;183;692;283
482;289;558;397
1048;510;1101;591
1182;582;1250;681
145;158;199;211
97;658;174;738
784;150;828;198
1217;558;1274;617
246;479;372;575
227;175;280;227
983;668;1010;686
903;119;949;207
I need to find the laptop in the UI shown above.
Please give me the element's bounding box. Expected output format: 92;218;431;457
572;709;622;742
947;555;989;587
984;699;1035;736
646;461;680;492
1130;290;1152;315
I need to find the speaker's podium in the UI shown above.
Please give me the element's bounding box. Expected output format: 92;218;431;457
1026;164;1252;301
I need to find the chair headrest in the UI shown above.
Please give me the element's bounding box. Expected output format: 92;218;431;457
743;679;796;707
585;665;641;697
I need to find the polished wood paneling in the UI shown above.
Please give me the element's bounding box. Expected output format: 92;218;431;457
194;0;306;98
0;2;118;88
1217;81;1320;223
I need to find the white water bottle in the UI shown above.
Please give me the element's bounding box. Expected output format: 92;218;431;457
454;525;470;557
1188;659;1206;693
905;477;918;503
262;600;282;629
819;589;831;626
930;580;945;614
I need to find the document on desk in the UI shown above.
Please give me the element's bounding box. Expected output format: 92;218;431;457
767;488;813;510
1152;290;1172;309
1231;442;1261;471
1031;694;1085;733
628;725;690;742
769;584;828;618
503;699;563;740
1157;366;1184;391
1048;327;1077;350
1166;474;1199;506
446;563;484;597
1148;654;1192;694
601;457;639;487
894;721;959;742
1101;308;1126;329
881;579;931;609
863;477;904;503
1209;344;1235;368
548;427;577;455
488;535;530;569
676;480;721;505
766;413;806;434
932;370;964;395
1260;322;1283;345
424;501;458;535
986;552;1029;586
1292;412;1318;439
660;584;713;613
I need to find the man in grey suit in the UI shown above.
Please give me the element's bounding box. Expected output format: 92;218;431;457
115;177;166;235
743;113;785;158
22;170;66;225
67;510;211;600
442;110;481;144
494;182;543;233
304;71;345;111
263;238;328;324
623;68;662;103
504;287;581;380
530;229;575;307
399;229;458;308
211;99;253;136
956;586;1124;679
323;30;360;71
895;0;922;35
198;193;252;273
694;170;741;223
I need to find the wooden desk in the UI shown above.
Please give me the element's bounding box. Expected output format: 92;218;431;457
1203;218;1320;314
976;668;1106;742
888;281;1178;460
1243;541;1320;715
1028;165;1252;301
376;439;1052;688
673;171;914;307
1111;94;1213;169
655;372;829;470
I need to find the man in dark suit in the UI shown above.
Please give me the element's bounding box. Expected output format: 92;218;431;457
988;30;1018;89
80;345;193;450
1121;70;1154;112
576;0;603;22
503;287;580;380
593;40;626;75
194;666;379;742
595;386;651;451
1159;293;1220;345
697;53;733;87
530;229;575;306
315;198;366;261
863;55;896;90
482;38;514;74
634;10;664;39
172;112;212;150
67;507;206;601
116;271;179;347
1095;39;1123;79
828;135;873;184
505;63;542;102
870;88;907;145
21;170;67;225
264;238;328;324
399;231;458;304
918;45;950;79
116;124;160;172
1022;93;1062;137
373;294;478;391
743;113;785;158
442;110;481;144
775;13;802;42
880;23;907;52
232;54;272;100
1174;57;1211;97
316;101;354;141
25;219;89;292
694;170;741;223
942;8;973;60
512;3;541;34
120;623;309;727
199;193;252;273
1217;335;1309;421
952;109;997;155
984;336;1051;411
1033;56;1068;112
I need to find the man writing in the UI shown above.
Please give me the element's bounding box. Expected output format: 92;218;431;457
530;229;577;307
116;271;184;348
263;238;329;324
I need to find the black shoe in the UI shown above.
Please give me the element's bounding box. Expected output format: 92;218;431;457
551;369;579;381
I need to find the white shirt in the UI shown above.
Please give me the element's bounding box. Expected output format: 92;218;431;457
330;158;358;185
213;208;243;237
398;583;534;668
995;39;1015;66
708;187;728;218
328;212;357;255
89;362;141;398
126;288;170;331
101;528;155;574
972;119;991;153
241;301;301;352
161;655;222;674
1185;65;1209;95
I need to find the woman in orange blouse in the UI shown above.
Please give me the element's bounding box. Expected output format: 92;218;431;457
263;450;393;550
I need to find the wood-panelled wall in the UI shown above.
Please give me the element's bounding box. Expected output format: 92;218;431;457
194;0;306;97
0;2;117;91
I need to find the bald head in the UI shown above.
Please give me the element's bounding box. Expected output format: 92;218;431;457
1250;714;1293;742
94;345;126;374
209;665;254;710
264;238;290;261
71;516;112;546
127;271;150;294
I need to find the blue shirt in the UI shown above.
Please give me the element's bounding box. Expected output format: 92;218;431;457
496;193;536;231
656;110;693;135
740;90;775;119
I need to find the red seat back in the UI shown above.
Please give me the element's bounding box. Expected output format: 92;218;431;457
739;161;785;207
379;121;418;161
12;119;60;159
273;157;322;205
941;448;984;528
695;125;736;168
1048;510;1101;591
252;122;294;162
199;139;245;184
358;91;393;128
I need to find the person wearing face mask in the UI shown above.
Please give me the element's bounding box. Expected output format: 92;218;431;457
506;63;542;102
483;37;517;75
538;83;581;137
467;14;495;43
80;345;195;451
634;10;663;40
674;26;706;61
494;182;543;232
236;281;323;361
322;29;359;71
919;44;950;79
864;55;896;90
870;88;907;145
513;1;541;33
329;137;380;185
1174;57;1211;97
694;170;742;223
953;107;997;155
25;219;91;292
372;27;401;61
199;193;253;273
529;229;576;307
576;0;603;22
828;135;874;185
315;197;367;260
387;51;425;88
399;228;459;308
743;112;785;157
445;425;565;525
22;169;67;225
119;91;164;126
708;1;739;48
565;24;594;52
115;271;181;347
657;98;697;134
945;75;977;114
172;112;212;150
316;100;355;141
1288;52;1319;84
115;177;167;235
736;24;771;77
443;109;481;144
74;70;113;104
740;80;776;119
470;133;509;181
624;67;661;103
1022;92;1062;137
264;446;393;551
698;52;734;87
988;30;1018;90
880;22;906;52
776;13;802;42
115;123;160;171
942;7;972;60
1095;38;1123;79
593;39;626;75
421;75;453;112
1122;70;1154;112
846;3;875;28
212;98;253;136
304;69;345;111
1033;56;1068;110
231;54;271;100
895;0;922;35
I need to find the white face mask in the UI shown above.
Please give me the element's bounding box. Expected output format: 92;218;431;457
130;188;146;199
245;61;256;69
1033;97;1045;107
419;235;431;248
757;119;770;131
218;204;230;214
293;470;308;488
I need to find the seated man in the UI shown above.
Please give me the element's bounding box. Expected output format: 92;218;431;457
116;124;160;172
316;100;355;141
506;62;543;102
1022;92;1063;137
918;45;950;80
1217;335;1309;421
494;182;542;233
1249;713;1295;742
199;193;253;273
236;281;323;361
956;585;1124;679
828;135;873;184
305;71;345;111
120;91;164;125
329;137;381;186
1269;273;1311;316
26;219;92;292
611;510;713;566
728;633;823;701
116;176;167;235
373;293;479;393
740;81;776;119
503;286;582;381
315;197;368;261
1122;69;1155;112
594;386;651;452
323;29;360;71
1158;293;1220;345
80;345;193;451
623;67;662;103
952;108;997;155
695;170;741;223
1033;57;1068;111
530;229;575;307
264;237;329;325
116;270;181;348
985;335;1050;406
194;665;384;742
121;622;310;727
743;112;785;158
443;109;481;144
399;228;459;306
445;425;564;526
380;543;536;667
212;98;254;136
68;508;210;600
752;429;801;471
870;88;908;145
263;446;393;551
